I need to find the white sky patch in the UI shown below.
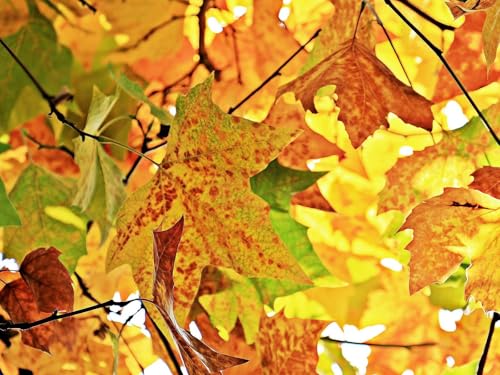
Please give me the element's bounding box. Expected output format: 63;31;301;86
441;100;469;130
321;323;386;374
207;16;224;33
414;56;423;64
446;355;456;367
380;258;403;272
0;255;19;271
167;105;177;116
439;309;463;332
233;5;247;18
402;370;415;375
331;363;343;375
283;0;292;5
306;158;321;170
278;7;291;22
399;145;414;157
107;291;149;337
189;321;203;340
144;359;174;374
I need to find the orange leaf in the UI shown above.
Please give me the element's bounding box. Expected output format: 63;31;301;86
151;218;248;374
20;247;74;313
0;279;53;352
256;311;328;374
279;40;434;147
469;166;500;198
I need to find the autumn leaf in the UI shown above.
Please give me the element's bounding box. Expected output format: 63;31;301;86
446;0;496;18
73;86;126;242
0;0;28;37
0;176;21;227
151;217;248;374
256;311;328;374
0;0;72;132
19;247;74;313
279;40;434;147
4;164;87;273
469;166;500;198
482;0;500;66
0;278;54;352
107;77;309;325
379;104;500;213
401;187;500;295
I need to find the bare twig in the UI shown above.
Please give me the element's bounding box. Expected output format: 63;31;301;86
477;312;500;375
78;0;96;13
228;29;321;114
321;337;436;349
198;0;218;74
384;0;500;145
23;130;75;158
396;0;454;31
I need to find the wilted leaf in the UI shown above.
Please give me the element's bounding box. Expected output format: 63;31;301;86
4;164;87;272
469;166;500;198
20;247;74;313
280;40;434;147
379;104;500;213
73;86;126;242
152;218;248;374
256;311;328;375
483;1;500;66
107;78;309;324
0;278;54;352
0;0;72;131
0;177;21;227
402;187;500;294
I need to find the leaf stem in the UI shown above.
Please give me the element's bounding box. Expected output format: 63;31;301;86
477;312;500;375
22;130;75;158
228;28;322;114
383;0;500;145
321;336;436;349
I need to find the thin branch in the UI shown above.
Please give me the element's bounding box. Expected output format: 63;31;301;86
228;28;321;114
383;0;500;145
22;130;75;158
148;63;199;105
477;312;500;375
396;0;455;31
198;0;218;74
321;337;436;349
228;26;243;85
74;272;101;305
78;0;96;13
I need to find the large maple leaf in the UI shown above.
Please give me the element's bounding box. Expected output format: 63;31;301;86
279;40;434;147
107;78;310;324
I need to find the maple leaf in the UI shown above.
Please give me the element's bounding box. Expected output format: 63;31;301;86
73;86;126;242
0;0;28;37
0;0;72;132
4;164;87;273
256;311;328;374
107;77;309;325
0;279;54;352
19;247;74;313
469;166;500;198
279;40;434;147
401;187;500;294
379;104;500;213
152;217;248;374
0;176;21;226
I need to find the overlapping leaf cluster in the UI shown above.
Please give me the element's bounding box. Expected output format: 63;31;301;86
0;0;499;374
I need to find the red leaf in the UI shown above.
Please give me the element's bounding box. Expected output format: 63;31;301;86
469;166;500;199
20;247;74;313
152;217;248;374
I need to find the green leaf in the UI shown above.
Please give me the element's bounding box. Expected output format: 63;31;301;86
0;142;11;153
4;164;87;272
73;86;126;242
0;0;72;132
112;71;173;124
0;177;21;227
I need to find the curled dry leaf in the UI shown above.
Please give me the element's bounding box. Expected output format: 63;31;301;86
152;218;248;374
469;166;500;198
446;0;497;18
0;279;54;352
279;40;434;147
20;247;74;313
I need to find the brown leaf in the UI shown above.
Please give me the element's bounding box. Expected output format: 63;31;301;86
279;40;434;147
152;218;248;374
20;247;74;313
256;311;328;375
469;166;500;198
0;279;54;352
446;0;496;18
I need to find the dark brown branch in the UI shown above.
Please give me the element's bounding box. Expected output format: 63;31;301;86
148;63;200;105
321;337;436;349
228;28;321;114
118;15;188;53
384;0;500;145
23;130;75;158
396;0;455;31
477;312;500;375
78;0;96;13
198;0;218;74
